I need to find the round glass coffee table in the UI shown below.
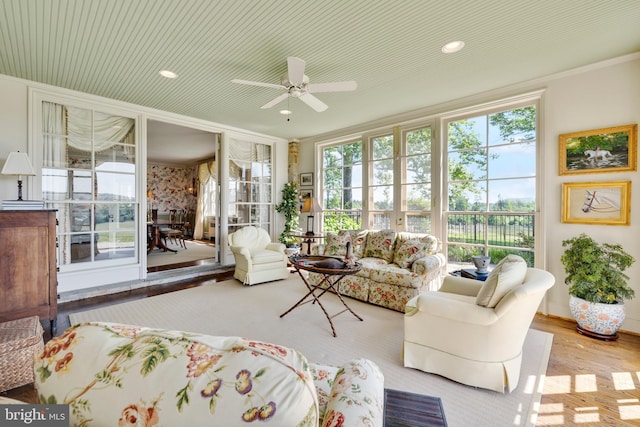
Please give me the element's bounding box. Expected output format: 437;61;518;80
281;255;363;337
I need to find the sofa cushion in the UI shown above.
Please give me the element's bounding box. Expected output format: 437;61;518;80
476;255;527;308
393;239;428;268
363;229;397;262
250;248;286;264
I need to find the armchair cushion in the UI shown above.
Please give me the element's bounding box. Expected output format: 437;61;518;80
250;248;287;264
476;254;528;308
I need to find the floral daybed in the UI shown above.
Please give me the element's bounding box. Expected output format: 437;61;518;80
310;229;447;311
34;322;384;427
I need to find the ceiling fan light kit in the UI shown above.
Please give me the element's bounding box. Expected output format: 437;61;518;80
232;57;357;112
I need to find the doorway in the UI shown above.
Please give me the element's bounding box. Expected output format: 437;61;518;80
146;119;219;272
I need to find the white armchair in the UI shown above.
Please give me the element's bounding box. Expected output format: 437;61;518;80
228;226;289;285
403;255;555;393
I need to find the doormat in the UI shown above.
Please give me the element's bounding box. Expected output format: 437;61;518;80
384;388;447;427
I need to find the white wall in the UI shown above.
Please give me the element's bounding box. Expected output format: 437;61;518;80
0;77;29;198
297;56;640;334
544;58;640;334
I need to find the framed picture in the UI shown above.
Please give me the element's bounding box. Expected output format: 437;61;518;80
561;180;631;225
299;189;312;211
559;124;637;175
300;172;313;186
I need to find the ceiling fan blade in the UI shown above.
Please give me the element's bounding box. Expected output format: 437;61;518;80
261;93;289;109
299;92;328;112
231;79;285;90
307;80;357;93
287;57;306;86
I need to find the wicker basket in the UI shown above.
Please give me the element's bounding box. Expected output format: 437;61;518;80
0;316;44;392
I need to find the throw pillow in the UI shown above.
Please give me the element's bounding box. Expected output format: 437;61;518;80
393;239;427;268
324;232;350;256
476;254;527;308
363;229;397;262
350;230;369;258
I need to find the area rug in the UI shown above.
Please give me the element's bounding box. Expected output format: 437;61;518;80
147;239;215;267
384;388;447;426
70;275;552;427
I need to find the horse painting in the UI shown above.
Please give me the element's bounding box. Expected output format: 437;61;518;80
584;149;611;160
581;189;620;213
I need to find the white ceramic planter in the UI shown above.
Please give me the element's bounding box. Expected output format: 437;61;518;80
471;255;491;273
569;295;626;339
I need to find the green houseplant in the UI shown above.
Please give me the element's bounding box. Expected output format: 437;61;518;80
275;182;301;247
561;233;635;340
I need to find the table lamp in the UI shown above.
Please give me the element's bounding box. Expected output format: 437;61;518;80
301;196;322;235
1;151;36;201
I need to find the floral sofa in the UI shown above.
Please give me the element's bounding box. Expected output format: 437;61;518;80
310;229;447;311
34;322;384;427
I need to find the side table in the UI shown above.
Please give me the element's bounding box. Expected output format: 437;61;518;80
450;268;490;281
288;233;325;255
282;255;362;337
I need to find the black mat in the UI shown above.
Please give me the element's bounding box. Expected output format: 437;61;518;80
384;388;447;427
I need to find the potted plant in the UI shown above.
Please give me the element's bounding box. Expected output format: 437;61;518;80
561;233;635;340
275;182;301;248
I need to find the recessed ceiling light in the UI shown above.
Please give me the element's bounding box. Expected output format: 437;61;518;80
441;41;465;54
159;70;178;79
280;110;292;115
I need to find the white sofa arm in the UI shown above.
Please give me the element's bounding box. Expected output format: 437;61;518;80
321;358;385;427
439;275;484;296
265;242;286;253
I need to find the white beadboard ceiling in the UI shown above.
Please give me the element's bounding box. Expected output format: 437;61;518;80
1;0;639;143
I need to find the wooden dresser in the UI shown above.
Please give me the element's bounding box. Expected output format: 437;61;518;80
0;210;57;334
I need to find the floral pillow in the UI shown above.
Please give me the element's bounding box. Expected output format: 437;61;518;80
325;232;351;256
324;230;369;258
393;239;428;268
349;230;369;258
363;229;397;262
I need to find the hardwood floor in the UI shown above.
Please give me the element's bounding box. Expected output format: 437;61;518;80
3;275;639;426
531;315;640;426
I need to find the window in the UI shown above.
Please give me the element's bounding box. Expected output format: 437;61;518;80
401;127;432;233
318;96;539;268
227;139;273;234
445;105;537;266
369;134;394;229
41;102;137;269
322;140;363;231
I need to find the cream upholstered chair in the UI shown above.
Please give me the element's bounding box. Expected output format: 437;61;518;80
403;255;555;393
228;226;289;285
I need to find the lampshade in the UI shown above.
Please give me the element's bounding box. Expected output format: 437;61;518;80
1;151;36;177
301;197;322;213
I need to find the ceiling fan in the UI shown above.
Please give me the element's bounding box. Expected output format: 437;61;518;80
231;57;357;112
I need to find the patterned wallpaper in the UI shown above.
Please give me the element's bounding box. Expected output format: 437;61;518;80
147;163;198;213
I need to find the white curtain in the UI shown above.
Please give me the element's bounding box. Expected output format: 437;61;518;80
42;102;71;263
194;161;216;240
66;107;134;152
